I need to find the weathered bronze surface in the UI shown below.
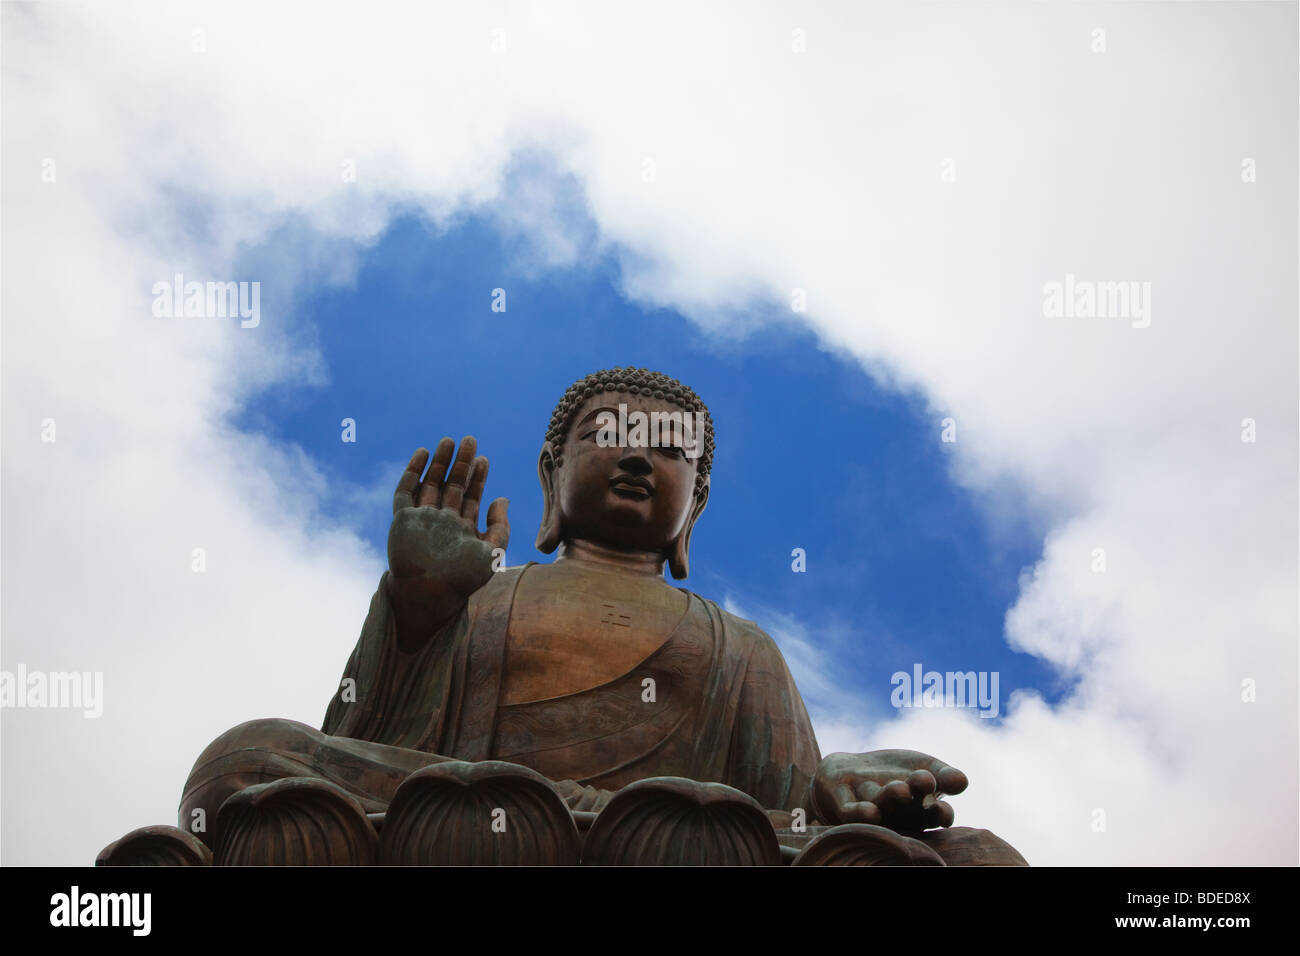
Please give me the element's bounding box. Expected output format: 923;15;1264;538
581;776;783;866
96;825;211;866
790;825;948;866
379;760;581;865
104;367;1027;866
213;777;378;866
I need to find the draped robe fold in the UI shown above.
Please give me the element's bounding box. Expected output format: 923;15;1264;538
320;564;821;813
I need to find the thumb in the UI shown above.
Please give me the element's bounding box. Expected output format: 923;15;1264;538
484;497;510;549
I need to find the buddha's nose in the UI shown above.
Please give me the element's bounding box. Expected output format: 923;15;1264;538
618;451;652;475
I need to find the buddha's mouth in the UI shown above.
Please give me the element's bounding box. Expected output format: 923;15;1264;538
609;475;653;499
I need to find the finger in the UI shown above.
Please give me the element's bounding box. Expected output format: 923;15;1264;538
393;448;430;514
921;796;956;829
871;780;915;816
441;437;478;513
830;782;859;823
462;456;489;524
907;770;937;798
836;800;883;826
931;763;969;796
483;498;510;550
854;780;882;804
417;438;455;507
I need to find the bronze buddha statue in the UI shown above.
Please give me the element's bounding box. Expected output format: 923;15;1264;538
100;367;1026;866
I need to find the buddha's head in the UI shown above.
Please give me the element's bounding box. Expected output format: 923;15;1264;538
536;368;714;578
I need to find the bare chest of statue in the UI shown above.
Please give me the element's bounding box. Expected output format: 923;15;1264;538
498;562;690;706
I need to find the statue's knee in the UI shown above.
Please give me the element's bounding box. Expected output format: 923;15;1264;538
180;718;326;841
192;717;320;764
222;716;321;747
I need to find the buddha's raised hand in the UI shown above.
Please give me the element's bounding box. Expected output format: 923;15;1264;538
809;749;968;834
386;437;510;650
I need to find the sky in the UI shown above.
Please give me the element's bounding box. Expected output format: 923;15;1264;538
1;1;1296;866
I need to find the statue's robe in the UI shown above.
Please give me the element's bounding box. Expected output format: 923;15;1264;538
322;564;820;812
183;564;820;830
179;563;1029;864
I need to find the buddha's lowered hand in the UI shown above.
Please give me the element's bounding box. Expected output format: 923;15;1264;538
809;749;969;834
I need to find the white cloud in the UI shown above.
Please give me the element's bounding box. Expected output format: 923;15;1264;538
2;1;1294;864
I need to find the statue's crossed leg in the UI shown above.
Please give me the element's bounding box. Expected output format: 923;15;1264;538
143;717;1027;866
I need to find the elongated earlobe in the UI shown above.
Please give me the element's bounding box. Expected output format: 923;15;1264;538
535;443;563;553
668;478;709;579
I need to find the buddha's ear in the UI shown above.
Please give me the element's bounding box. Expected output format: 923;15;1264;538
668;476;709;580
535;441;563;554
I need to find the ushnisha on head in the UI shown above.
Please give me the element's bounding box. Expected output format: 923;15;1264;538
536;368;714;579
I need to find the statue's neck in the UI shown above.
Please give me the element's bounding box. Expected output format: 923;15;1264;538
554;538;666;578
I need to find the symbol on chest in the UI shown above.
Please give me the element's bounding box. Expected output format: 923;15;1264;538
599;604;633;628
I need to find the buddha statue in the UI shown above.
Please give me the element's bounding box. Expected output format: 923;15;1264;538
100;367;1026;866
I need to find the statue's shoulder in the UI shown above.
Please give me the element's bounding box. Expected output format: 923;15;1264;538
466;563;529;614
688;591;783;657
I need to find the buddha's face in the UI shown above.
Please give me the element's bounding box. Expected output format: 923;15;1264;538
551;391;705;556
